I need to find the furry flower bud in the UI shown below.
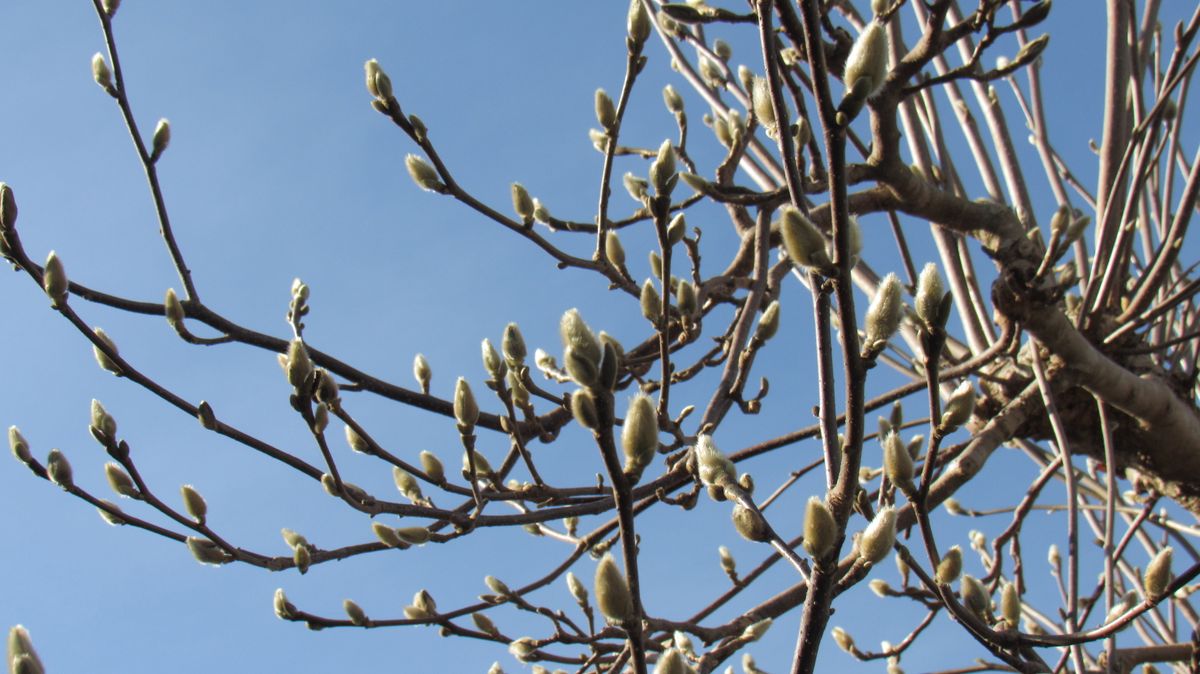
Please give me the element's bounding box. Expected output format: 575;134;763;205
960;574;989;618
0;182;16;233
936;545;963;584
654;647;691;674
650;140;677;196
940;381;976;432
663;85;684;114
501;323;526;367
844;23;888;98
343;599;368;626
92;327;122;375
286;339;313;388
454;377;479;429
7;625;44;674
9;426;31;464
864;273;903;349
595;554;635;624
413;353;432;394
803;497;836;558
419;450;444;483
42;251;68;307
627;0;651;48
91;399;117;440
732;504;770;542
1000;582;1021;626
779;207;830;269
511;183;534;221
47;449;73;488
915;263;944;329
595;89;616;130
481;338;506;380
640;280;662;323
150;118;171;162
92;53;114;93
405;154;442;191
621;393;658;478
570;389;601;431
274;588;296;619
858;505;897;563
180;484;207;522
1144;546;1173;598
883;431;915;493
164;288;185;330
695;434;735;487
605;231;626;268
186;537;231;565
104;462;137;497
753;300;780;343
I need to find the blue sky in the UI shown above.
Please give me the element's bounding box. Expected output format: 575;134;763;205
0;2;1189;673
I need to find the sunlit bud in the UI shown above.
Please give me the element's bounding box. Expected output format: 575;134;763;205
410;589;436;616
959;574;990;618
310;370;337;405
274;588;296;619
465;612;498;637
372;522;405;548
1001;582;1020;626
859;506;896;564
479;338;505;380
7;626;44;674
293;544;310;575
196;400;218;430
649;251;664;279
161;288;186;331
508;638;536;663
752;77;776;129
46;449;73;488
396;527;430;546
1144;546;1173;598
655;647;691;674
1049;204;1071;239
719;546;736;575
753;300;780;343
90;327;122;375
493;325;525;372
661;216;685;249
179;484;207;522
595;89;616;130
92;53;114;92
413;451;444;484
364;59;382;97
780;207;830;269
505;370;529;409
186;537;231;565
793;116;812;148
936;546;962;584
871;0;888;15
650;140;677;196
832;626;855;652
532;198;552;224
906;435;924;459
566;572;588;604
741;618;772;642
869;579;891;597
393;467;422;502
712;114;732;147
462;449;493;477
334;425;366;456
622;393;659;476
803;497;836;558
286;339;313;388
150;118;171;161
940;381;976;432
1047;543;1061;569
595;553;635;624
732;505;770;542
627;0;651;47
883;431;915;493
281;528;309;550
915;263;944;328
864;273;903;349
845;216;863;261
570;389;601;431
738;473;754;495
42;251;68;307
676;281;697;317
699;56;724;86
663;85;684;114
843;23;888;98
405;154;441;191
673;631;696;658
90;399;117;440
97;499;125;526
0;183;16;232
944;498;963;515
623;172;649;203
708;39;730;62
1142;665;1162;674
454;377;479;429
337;599;368;626
103;462;136;497
559;307;601;366
506;182;535;223
695;435;735;487
640;280;662;323
99;0;121;15
413;353;432;394
9;426;30;464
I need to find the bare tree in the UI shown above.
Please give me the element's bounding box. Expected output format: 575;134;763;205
5;1;1200;673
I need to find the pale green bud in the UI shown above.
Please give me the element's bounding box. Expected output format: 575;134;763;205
1048;544;1061;569
372;522;405;548
0;182;16;233
92;52;113;92
273;588;296;619
803;497;836;558
570;389;601;431
412;589;437;615
663;85;684;114
605;231;626;268
753;300;780;343
666;213;686;246
405;154;441;191
940;381;975;432
560;308;601;368
393;466;422;501
97;499;125;526
595;89;616;130
699;56;724;86
844;22;888;98
47;449;72;488
103;462;136;497
752;77;776;130
1000;582;1021;626
936;545;963;584
732;504;770;542
713;39;732;62
676;281;697;317
150;118;171;162
627;0;651;47
655;647;692;674
567;571;588;604
832;626;855;652
508;637;536;662
471;611;499;636
418;450;444;483
100;0;121;15
869;579;891;597
481;338;505;380
623;172;649;202
342;599;368;626
487;662;506;674
649;250;663;279
506;370;529;408
1049;205;1071;239
779;207;830;269
364;59;383;97
595;553;635;624
186;537;231;565
91;399;117;440
9;426;30;464
695;434;735;487
915;263;944;328
650;140;677;196
8;626;44;674
396;527;430;546
413;353;432;394
454;377;479;429
621;393;658;477
640;280;662;323
959;574;989;618
92;327;122;375
281;528;308;549
883;431;915;493
1144;546;1173;598
741;618;772;642
532;198;552;224
345;425;370;453
865;273;903;348
197;400;217;430
293;544;310;574
858;505;896;564
180;484;207;522
286;339;313;388
462;449;492;477
501;323;526;367
511;183;534;221
164;288;185;330
42;251;68;307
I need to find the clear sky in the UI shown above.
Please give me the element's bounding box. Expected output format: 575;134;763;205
0;2;1188;673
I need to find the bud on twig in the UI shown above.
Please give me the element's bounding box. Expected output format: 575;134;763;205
274;588;296;619
936;545;963;584
413;353;432;394
864;273;903;351
960;574;989;618
858;505;897;564
695;434;735;488
844;23;888;98
180;484;207;522
940;381;976;433
640;280;662;323
803;497;836;558
621;393;658;478
91;327;122;375
42;251;68;308
627;0;650;48
663;85;684;114
511;183;534;222
883;431;915;494
0;182;18;233
655;647;691;674
732;504;770;542
405;155;442;192
454;377;479;429
104;462;137;497
92;53;114;94
779;207;830;270
915;263;944;329
594;554;635;625
1001;582;1021;626
286;339;313;388
753;300;780;343
649;140;677;196
47;449;72;488
150;118;171;162
481;338;505;380
595;89;616;130
9;426;31;464
1144;546;1173;598
186;537;231;565
8;625;45;674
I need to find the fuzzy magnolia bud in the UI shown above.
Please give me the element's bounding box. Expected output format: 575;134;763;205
104;462;136;497
640;280;662;323
9;426;31;464
481;338;505;380
595;554;635;624
91;327;122;375
1000;582;1021;626
1144;546;1173;598
363;59;392;100
343;599;368;626
393;466;422;501
960;574;990;618
858;506;897;564
511;183;534;221
163;288;185;330
179;484;207;522
936;545;963;584
560;308;602;386
419;450;444;483
274;588;296;619
915;263;944;329
91;399;117;440
676;281;697;318
719;546;736;575
472;612;499;636
751;77;776;130
92;52;113;92
654;647;692;674
803;497;837;558
47;449;72;488
372;522;405;548
595;89;616;130
940;381;976;432
623;172;649;202
753;301;780;343
649;140;677;196
832;626;855;652
732;504;770;542
779;207;830;269
42;251;68;307
500;323;526;368
605;231;626;269
286;339;313;388
844;23;888;98
627;0;651;48
567;572;588;605
454;377;479;429
570;389;601;431
663;85;684;114
695;434;735;488
864;273;903;349
8;625;45;674
462;449;493;477
405;154;441;191
150;118;171;161
293;544;311;575
621;393;658;478
0;183;16;233
186;537;231;565
413;353;432;394
883;431;915;493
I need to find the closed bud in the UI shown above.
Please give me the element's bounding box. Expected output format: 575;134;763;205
150;118;171;161
843;22;888;98
936;545;963;584
186;537;231;565
180;484;207;523
832;626;855;653
560;308;601;369
1049;204;1071;238
621;393;659;477
104;462;137;497
281;528;308;550
803;497;836;558
501;323;526;367
695;434;735;487
364;59;383;97
753;300;780;343
273;588;296;620
640;280;662;323
627;0;650;47
413;353;432;393
623;172;649;202
869;579;891;597
396;527;430;546
883;431;915;493
1000;582;1021;626
506;370;529;408
1048;543;1061;569
649;250;663;279
940;381;976;432
595;89;616;130
9;426;31;464
719;546;736;575
650;140;677;196
713;39;732;62
567;572;588;604
741;618;772;642
97;499;125;526
472;612;499;636
342;599;368;626
0;182;16;232
42;251;68;307
92;327;122;375
454;377;479;429
570;389;601;431
655;647;692;674
412;589;437;615
405;154;441;191
699;56;724;86
393;466;422;501
752;77;776;129
286;339;313;388
481;338;505;380
915;263;944;328
91;399;117;440
418;450;444;483
666;213;686;246
732;504;770;542
595;553;635;624
508;637;536;663
372;522;405;548
462;449;492;477
605;231;626;268
959;574;990;618
47;449;72;488
511;183;534;221
1144;546;1173;598
92;53;113;92
343;425;369;454
676;281;697;317
8;626;44;674
197;400;218;430
293;544;310;574
164;288;185;330
859;506;897;563
663;85;684;114
865;273;903;348
779;207;830;269
532;198;552;224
